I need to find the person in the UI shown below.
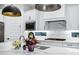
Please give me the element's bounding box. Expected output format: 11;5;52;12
23;32;37;52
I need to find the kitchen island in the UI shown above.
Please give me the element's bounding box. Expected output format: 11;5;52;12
0;40;79;55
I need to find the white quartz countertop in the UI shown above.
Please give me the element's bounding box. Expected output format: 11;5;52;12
0;41;79;55
39;45;79;55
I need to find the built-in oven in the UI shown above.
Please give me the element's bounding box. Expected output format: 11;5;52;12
25;22;36;30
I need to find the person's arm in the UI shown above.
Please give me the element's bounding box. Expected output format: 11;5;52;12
32;38;38;44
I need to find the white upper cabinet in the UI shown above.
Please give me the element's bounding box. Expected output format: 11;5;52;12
4;16;22;40
24;9;36;23
43;5;66;19
66;5;79;30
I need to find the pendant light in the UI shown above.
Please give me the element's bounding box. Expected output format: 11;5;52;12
35;4;61;11
2;5;21;17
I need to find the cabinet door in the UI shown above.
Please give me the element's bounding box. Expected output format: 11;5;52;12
25;10;36;22
5;17;21;40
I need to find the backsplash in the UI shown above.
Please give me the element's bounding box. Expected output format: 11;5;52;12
35;32;47;36
24;31;79;42
46;31;66;39
72;32;79;37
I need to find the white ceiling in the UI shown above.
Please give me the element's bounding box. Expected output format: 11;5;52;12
0;4;4;9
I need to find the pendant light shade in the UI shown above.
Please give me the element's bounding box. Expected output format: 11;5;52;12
2;5;21;17
35;4;61;11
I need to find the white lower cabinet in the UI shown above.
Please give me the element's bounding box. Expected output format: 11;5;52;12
38;40;79;49
63;42;79;48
